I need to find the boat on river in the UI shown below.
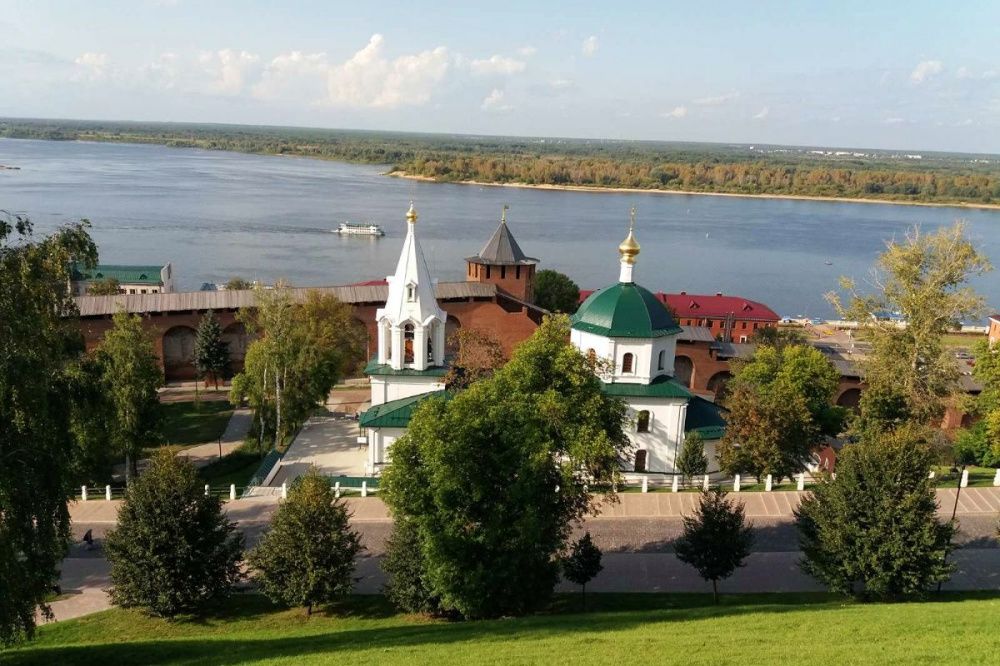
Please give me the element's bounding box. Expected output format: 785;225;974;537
334;222;384;237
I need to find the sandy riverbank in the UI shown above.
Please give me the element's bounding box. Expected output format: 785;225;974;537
386;171;1000;211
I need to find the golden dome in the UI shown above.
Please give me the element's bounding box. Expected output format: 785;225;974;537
406;202;418;224
618;207;640;265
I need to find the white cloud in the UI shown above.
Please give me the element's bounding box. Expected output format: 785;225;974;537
753;106;769;120
549;78;573;90
137;52;180;90
516;46;537;57
198;49;259;95
324;34;450;109
883;116;906;125
662;106;687;119
252;51;329;102
73;52;109;81
581;36;598;57
694;91;740;106
470;54;527;76
910;59;943;84
956;66;997;80
481;88;512;112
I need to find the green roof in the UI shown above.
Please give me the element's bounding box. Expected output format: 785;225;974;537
71;263;164;285
360;391;450;428
572;282;681;338
364;358;448;377
684;395;727;440
600;374;692;399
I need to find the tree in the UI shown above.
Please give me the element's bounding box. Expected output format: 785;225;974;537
795;425;956;600
96;311;163;484
248;469;362;615
381;518;442;616
381;315;629;619
674;489;754;603
231;287;365;449
194;310;229;390
0;214;97;645
828;222;991;429
752;325;806;351
443;327;506;391
534;269;581;314
970;339;1000;462
676;431;709;482
105;450;244;617
717;343;844;480
561;532;603;611
87;277;122;295
225;277;253;290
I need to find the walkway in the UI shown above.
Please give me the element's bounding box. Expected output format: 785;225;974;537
175;408;252;468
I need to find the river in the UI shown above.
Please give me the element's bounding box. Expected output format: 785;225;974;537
2;137;998;318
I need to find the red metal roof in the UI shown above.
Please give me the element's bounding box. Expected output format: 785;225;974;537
578;289;779;322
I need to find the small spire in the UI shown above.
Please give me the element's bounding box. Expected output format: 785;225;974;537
406;201;418;224
618;207;640;282
501;204;509;225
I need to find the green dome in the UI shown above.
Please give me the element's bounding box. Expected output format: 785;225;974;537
572;282;681;338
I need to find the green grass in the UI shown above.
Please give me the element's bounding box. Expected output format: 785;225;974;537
156;401;234;451
197;441;264;489
7;592;1000;665
933;465;997;488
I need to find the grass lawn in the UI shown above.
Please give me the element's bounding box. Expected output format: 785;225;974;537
933;465;998;488
197;441;266;489
153;401;234;454
7;592;1000;665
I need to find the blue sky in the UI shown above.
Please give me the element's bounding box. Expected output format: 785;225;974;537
2;0;999;152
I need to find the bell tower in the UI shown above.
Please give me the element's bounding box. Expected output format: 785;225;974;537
465;205;539;302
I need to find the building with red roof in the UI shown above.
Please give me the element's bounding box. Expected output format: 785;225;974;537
579;289;779;343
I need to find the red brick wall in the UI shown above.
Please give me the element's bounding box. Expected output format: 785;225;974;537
465;261;535;302
675;317;776;343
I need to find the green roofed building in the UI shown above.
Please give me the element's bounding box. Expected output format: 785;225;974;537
570;209;725;477
71;262;174;295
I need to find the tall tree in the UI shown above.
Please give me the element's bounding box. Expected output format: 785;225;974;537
828;222;991;429
86;277;122;295
225;277;253;290
443;327;506;391
96;311;163;483
676;431;709;482
194;310;229;390
970;339;1000;460
795;424;955;600
561;532;603;611
248;469;362;615
0;214;97;645
105;451;244;617
381;315;629;619
674;489;754;603
533;269;581;314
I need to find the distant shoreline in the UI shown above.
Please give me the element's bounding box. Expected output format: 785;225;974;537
386;170;1000;211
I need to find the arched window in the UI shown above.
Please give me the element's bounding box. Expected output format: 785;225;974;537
586;348;597;366
404;324;415;363
637;410;650;433
406;283;416;302
622;353;634;374
426;326;434;362
657;349;666;371
634;450;647;473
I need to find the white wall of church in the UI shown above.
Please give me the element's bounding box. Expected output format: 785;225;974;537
369;376;446;407
571;330;679;383
624;398;686;473
367;426;406;474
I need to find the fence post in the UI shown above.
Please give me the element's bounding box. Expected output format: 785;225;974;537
796;473;805;491
993;469;1000;487
334;481;341;498
702;474;710;491
205;484;210;496
81;486;87;502
281;482;287;499
671;475;679;493
733;474;741;492
105;485;112;501
361;481;368;498
928;470;936;479
765;474;773;492
960;469;969;488
229;484;236;501
641;476;648;493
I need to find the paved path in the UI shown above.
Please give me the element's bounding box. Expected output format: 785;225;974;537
175;408;253;468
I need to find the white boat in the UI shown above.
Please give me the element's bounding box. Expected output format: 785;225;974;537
334;222;384;237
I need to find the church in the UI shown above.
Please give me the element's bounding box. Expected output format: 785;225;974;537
359;203;726;480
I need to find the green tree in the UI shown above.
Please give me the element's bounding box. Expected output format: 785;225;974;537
561;532;603;611
0;214;97;645
674;489;754;603
533;269;581;313
87;277;122;295
105;450;244;617
828;222;991;429
225;277;253;290
248;470;362;615
381;518;442;616
381;315;629;619
443;327;506;391
194;310;229;390
970;339;1000;461
795;425;955;600
96;310;163;483
676;431;709;482
751;325;806;351
952;421;998;467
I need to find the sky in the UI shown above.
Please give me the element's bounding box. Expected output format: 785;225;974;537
2;0;1000;153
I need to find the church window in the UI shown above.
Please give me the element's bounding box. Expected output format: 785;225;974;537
501;266;507;279
586;348;597;367
657;350;665;371
634;449;647;473
637;410;650;433
622;353;634;374
427;332;434;362
404;324;415;363
406;283;416;302
741;321;747;329
486;266;491;279
516;265;521;279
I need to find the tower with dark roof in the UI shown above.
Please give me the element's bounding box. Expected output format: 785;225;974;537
465;205;539;302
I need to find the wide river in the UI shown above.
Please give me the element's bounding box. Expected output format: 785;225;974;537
2;138;998;318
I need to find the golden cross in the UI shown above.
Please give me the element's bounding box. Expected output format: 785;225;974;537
502;204;509;223
629;206;637;232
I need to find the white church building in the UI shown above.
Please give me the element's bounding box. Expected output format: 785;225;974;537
360;204;725;479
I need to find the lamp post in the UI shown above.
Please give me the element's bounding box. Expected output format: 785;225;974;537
937;463;966;594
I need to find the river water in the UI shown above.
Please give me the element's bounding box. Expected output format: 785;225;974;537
2;137;998;318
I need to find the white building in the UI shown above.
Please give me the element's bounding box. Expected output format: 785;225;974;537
360;204;449;474
569;213;725;476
